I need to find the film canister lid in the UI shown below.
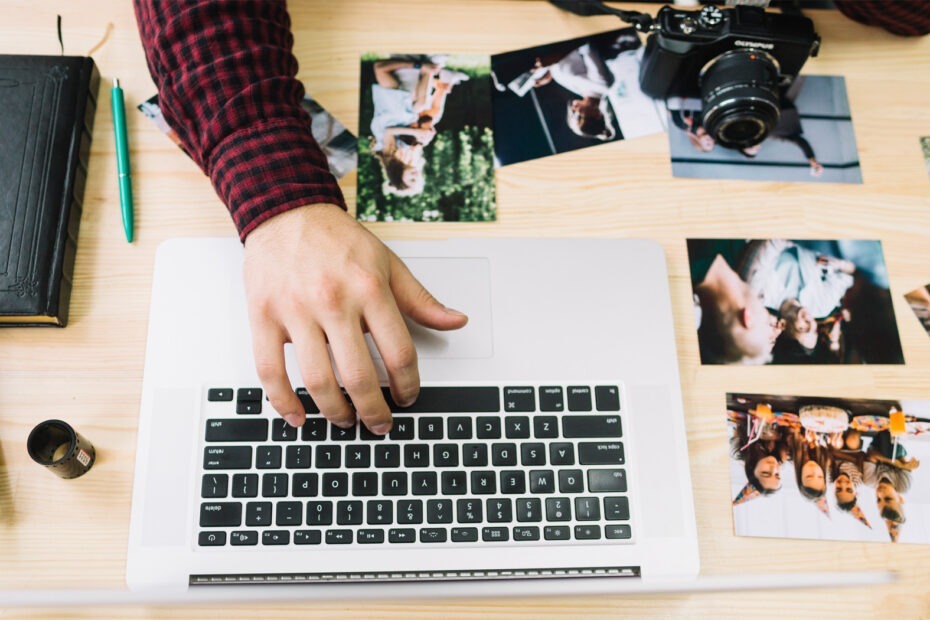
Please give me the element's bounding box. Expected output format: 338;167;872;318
27;419;96;479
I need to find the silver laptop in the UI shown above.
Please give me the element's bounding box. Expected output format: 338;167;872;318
126;237;699;594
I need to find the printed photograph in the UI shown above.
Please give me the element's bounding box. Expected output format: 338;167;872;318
138;93;358;180
356;53;496;222
669;76;862;184
688;238;903;365
491;28;666;167
728;393;930;545
921;137;930;182
904;283;930;337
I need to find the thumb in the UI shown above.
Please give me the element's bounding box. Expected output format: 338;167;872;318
389;251;468;331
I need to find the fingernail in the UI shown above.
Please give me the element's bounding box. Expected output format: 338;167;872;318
372;422;392;435
284;413;305;427
444;306;466;317
335;417;356;429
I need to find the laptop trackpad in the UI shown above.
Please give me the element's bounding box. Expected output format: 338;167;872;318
367;257;493;360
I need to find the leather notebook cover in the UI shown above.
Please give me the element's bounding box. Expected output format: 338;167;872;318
0;54;99;326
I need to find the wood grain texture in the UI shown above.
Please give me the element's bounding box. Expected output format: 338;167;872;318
1;0;929;617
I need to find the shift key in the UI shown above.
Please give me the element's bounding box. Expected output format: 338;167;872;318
562;416;622;438
578;442;625;465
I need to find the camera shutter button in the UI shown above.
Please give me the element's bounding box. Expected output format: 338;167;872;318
681;17;697;35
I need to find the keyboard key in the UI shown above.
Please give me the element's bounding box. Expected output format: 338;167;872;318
492;443;517;466
574;524;601;540
470;470;496;495
301;418;327;441
382;472;408;496
595;385;621;411
231;473;258;497
357;529;385;544
579;442;625;465
412;472;438;495
201;474;228;498
588;469;627;492
200;502;242;527
606;524;632;540
295;387;319;413
271;419;297;441
352;472;378;496
256;445;282;469
292;473;318;497
236;388;262;402
529;470;555;494
306;501;333;525
604;496;631;521
520;443;546;466
476;417;501;439
533;416;559;439
538;386;564;412
199;531;227;546
503;386;535;412
404;444;430;468
549;443;575;466
261;473;288;497
566;386;592;411
546;497;571;521
390;417;415;440
322;473;348;496
245;502;272;526
516;498;542;522
451;527;479;542
448;417;472;439
367;500;393;525
513;526;540;541
385;386;500;413
419;528;447;543
326;529;353;544
330;424;356;441
275;501;302;526
563;416;622;439
389;528;416;543
505;416;530;439
262;530;290;545
285;445;311;469
336;500;363;525
236;401;262;415
441;471;467;495
426;499;453;524
375;444;400;468
315;445;341;469
418;417;443;439
500;470;526;494
574;497;601;521
433;444;459;468
205;419;268;442
397;500;423;524
204;446;251;470
456;499;483;523
558;470;584;493
482;527;509;542
486;498;512;523
207;388;233;402
230;530;258;546
295;530;322;545
346;445;371;468
462;444;488;467
544;525;570;541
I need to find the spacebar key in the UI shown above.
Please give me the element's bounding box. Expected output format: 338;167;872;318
562;416;622;438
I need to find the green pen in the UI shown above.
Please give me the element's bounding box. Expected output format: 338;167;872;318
111;77;134;243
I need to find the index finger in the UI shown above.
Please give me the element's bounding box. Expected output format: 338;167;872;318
250;321;305;427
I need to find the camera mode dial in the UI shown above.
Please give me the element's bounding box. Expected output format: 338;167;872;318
698;5;725;29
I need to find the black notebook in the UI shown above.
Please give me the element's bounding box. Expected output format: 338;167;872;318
0;55;99;326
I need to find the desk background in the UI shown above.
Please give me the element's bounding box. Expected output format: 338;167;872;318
1;1;929;617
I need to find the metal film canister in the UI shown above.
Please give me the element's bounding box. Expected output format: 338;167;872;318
27;419;96;479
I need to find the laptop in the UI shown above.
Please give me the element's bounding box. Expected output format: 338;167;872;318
126;236;699;593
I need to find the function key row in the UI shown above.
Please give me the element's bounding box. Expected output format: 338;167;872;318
207;385;621;414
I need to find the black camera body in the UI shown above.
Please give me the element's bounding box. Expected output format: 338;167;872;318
640;4;821;148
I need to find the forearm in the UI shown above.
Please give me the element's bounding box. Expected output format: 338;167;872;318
133;0;345;240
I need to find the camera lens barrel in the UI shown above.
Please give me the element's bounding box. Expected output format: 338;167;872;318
700;49;781;149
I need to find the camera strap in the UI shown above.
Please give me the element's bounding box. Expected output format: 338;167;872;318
546;0;656;31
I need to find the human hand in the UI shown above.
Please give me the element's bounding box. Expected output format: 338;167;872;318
243;204;468;433
810;160;824;177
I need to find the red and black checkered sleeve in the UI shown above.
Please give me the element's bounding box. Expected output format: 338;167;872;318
834;0;930;37
133;0;346;241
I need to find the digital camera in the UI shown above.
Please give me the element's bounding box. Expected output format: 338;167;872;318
639;4;821;149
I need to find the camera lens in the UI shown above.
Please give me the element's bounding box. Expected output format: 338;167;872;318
699;49;780;149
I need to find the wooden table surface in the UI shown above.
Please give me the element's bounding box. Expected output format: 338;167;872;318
2;1;930;617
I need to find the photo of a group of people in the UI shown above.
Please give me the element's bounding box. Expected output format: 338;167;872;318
490;28;666;166
669;76;862;184
688;238;903;365
356;53;496;223
905;283;930;338
728;393;930;545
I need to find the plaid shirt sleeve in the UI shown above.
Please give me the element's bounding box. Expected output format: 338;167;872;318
133;0;346;241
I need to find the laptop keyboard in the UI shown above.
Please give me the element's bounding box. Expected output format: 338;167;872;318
198;383;632;548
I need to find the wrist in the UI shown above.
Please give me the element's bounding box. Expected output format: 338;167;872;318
245;203;347;248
